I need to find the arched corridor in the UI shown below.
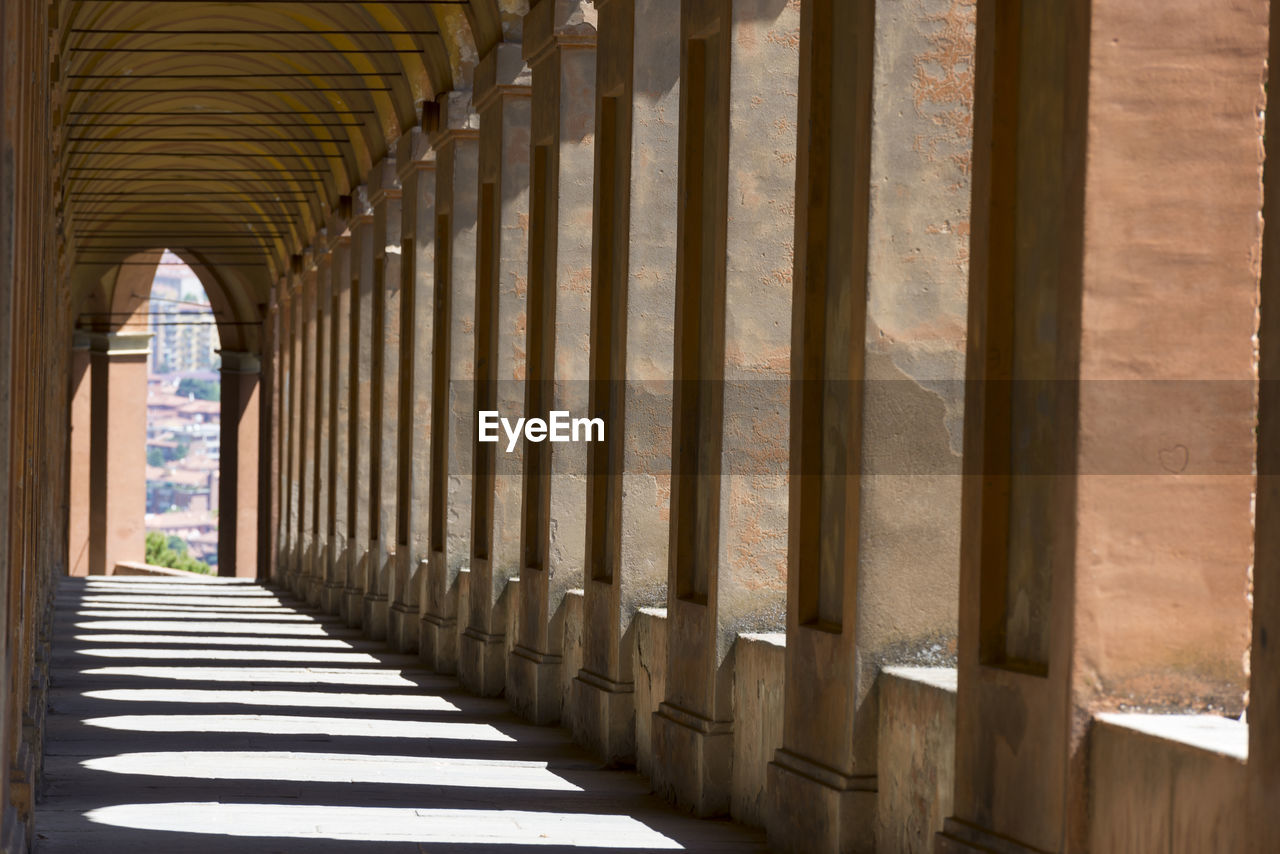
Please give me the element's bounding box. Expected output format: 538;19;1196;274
1;0;1279;851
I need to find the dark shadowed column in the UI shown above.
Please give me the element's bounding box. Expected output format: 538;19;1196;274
420;93;481;674
365;159;404;641
389;126;437;653
344;188;375;628
509;0;598;726
218;351;260;578
649;0;799;817
571;0;680;767
323;213;353;614
767;0;973;849
461;43;533;698
68;334;92;577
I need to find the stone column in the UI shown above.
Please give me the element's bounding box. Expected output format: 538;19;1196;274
1253;2;1280;849
650;0;798;817
420;92;480;673
462;42;533;697
68;334;92;577
218;351;261;579
940;1;1264;850
768;1;972;850
87;332;151;575
571;0;681;765
344;189;376;627
261;300;278;583
286;272;305;590
508;0;598;726
364;159;403;640
275;284;292;585
324;216;353;614
261;298;278;583
389;127;437;653
296;256;317;599
307;239;332;605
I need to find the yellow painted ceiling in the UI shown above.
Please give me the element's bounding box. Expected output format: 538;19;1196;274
60;0;519;341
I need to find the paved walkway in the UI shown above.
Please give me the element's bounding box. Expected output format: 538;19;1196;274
36;576;767;853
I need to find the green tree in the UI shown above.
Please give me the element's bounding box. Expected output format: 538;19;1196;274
147;448;165;466
145;531;212;575
177;378;220;401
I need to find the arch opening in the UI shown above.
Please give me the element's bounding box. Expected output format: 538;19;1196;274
144;252;222;575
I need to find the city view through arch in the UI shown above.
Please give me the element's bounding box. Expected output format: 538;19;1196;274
144;251;221;573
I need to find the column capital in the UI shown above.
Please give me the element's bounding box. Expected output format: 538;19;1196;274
396;126;437;183
428;90;481;148
350;184;375;227
220;351;262;375
87;331;152;356
368;156;402;205
524;0;598;67
475;42;532;110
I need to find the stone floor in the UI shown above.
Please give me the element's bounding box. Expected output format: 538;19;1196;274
36;576;767;853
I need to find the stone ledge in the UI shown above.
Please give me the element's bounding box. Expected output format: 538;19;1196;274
880;666;957;854
1093;711;1247;761
112;561;211;579
1090;713;1247;852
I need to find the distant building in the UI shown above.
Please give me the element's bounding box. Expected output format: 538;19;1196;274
149;254;217;374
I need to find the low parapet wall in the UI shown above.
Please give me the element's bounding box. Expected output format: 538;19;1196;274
1091;713;1248;853
436;570;959;843
291;562;1256;851
112;561;212;578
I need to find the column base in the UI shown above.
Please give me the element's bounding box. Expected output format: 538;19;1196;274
571;669;636;766
321;581;345;615
388;602;420;652
419;613;458;673
362;593;389;640
651;702;733;817
342;588;364;628
293;541;312;596
459;627;506;697
507;645;563;725
936;818;1049;854
305;547;324;606
767;748;876;854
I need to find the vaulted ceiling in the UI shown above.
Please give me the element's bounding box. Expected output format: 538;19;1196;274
62;0;529;349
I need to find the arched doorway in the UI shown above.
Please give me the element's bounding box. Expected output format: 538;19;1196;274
144;251;222;574
67;248;265;578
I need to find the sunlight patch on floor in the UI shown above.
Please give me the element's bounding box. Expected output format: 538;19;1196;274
75;648;384;665
75;595;288;607
80;687;460;712
74;633;358;649
72;609;318;620
80;666;421;687
82;750;582;790
74;620;336;636
84;803;683;848
81;713;516;741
